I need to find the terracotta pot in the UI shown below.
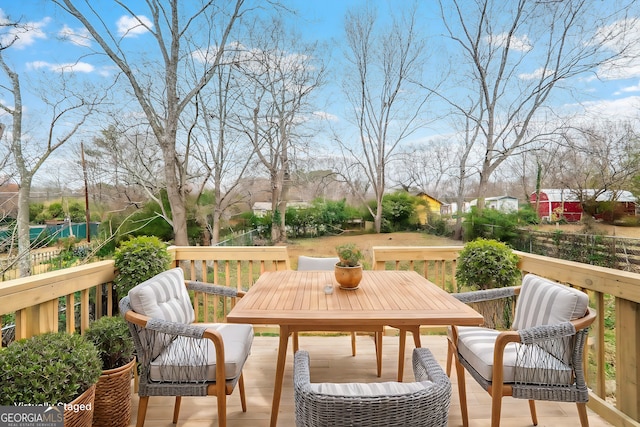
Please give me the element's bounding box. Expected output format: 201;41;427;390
93;357;136;427
334;264;363;290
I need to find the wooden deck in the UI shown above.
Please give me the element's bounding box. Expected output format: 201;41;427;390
130;334;612;427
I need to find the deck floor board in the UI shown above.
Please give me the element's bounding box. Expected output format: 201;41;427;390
130;334;611;427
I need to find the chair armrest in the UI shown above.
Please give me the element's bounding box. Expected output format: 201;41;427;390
517;322;576;345
451;286;520;304
491;322;577;352
412;348;450;389
145;317;213;338
294;350;312;389
185;280;246;298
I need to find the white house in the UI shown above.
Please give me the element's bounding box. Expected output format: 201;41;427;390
468;195;519;213
251;201;311;217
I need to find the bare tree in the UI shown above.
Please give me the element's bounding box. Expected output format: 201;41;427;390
337;3;431;233
190;58;257;244
54;0;250;245
0;51;100;276
82;122;163;215
392;138;457;199
233;17;325;242
556;121;640;213
438;0;640;212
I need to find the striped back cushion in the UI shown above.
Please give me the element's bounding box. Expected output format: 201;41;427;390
512;274;588;330
128;267;195;324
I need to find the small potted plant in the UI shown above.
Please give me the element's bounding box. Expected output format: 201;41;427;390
335;243;364;290
0;332;102;427
85;316;136;427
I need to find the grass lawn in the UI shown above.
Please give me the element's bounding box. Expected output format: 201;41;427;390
285;231;460;269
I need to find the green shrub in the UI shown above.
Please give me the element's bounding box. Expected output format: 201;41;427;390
455;238;519;290
47;202;65;220
0;332;101;405
29;203;45;223
67;201;86;223
428;218;453;236
85;316;135;370
114;235;172;297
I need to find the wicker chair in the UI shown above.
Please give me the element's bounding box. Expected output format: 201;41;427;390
119;267;254;427
295;255;384;376
448;273;596;427
293;348;451;427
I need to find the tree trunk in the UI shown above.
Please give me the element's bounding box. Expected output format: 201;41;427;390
17;180;31;277
270;182;282;242
374;196;383;233
475;170;490;212
211;206;221;245
160;133;188;245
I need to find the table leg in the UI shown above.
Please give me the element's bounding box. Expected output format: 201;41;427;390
412;326;422;349
270;325;290;427
398;328;407;382
397;326;422;381
375;331;383;377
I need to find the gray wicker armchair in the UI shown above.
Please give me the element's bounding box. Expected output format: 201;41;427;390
119;267;254;427
293;347;451;427
448;273;596;427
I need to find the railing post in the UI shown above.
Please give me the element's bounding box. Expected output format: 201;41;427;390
22;301;58;337
616;297;640;421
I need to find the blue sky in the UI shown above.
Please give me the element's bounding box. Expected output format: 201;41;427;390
2;1;640;185
2;1;640;121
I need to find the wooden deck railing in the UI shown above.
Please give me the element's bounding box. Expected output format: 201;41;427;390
0;260;115;345
372;246;464;291
167;245;290;325
0;245;638;426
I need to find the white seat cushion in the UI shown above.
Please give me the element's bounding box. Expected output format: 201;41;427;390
310;380;432;397
149;323;254;382
456;326;573;385
128;267;195;324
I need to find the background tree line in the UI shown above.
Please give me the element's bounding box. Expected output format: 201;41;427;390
2;0;640;277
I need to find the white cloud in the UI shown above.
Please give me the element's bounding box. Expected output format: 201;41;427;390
518;67;554;80
487;33;532;52
595;18;640;80
116;15;152;38
612;80;640;95
0;10;49;50
27;61;95;73
579;96;640;121
313;111;339;122
59;24;92;48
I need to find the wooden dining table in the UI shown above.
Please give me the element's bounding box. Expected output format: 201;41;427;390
227;269;484;427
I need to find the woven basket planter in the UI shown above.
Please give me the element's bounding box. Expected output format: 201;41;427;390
93;358;136;427
64;384;96;427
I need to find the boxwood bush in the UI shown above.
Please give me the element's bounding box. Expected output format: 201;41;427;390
113;235;172;297
455;238;519;290
0;332;101;405
85;316;135;370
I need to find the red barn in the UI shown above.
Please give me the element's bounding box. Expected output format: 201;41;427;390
530;189;636;222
